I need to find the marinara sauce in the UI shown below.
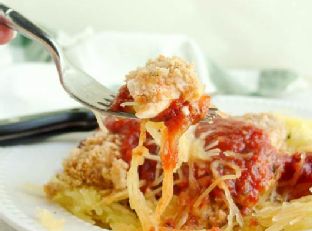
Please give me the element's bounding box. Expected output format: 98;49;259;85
153;96;210;170
194;118;279;212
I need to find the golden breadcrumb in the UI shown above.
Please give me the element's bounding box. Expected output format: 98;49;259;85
110;158;129;190
45;130;129;198
126;55;204;118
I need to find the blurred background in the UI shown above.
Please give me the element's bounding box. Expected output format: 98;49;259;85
3;0;312;78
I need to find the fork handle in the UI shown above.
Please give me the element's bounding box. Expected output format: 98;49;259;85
0;3;61;64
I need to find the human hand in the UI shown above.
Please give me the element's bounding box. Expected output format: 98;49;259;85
0;23;13;44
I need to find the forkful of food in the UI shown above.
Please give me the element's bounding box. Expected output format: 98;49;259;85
0;3;219;144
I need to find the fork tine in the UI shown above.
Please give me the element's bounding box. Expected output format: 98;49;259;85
208;107;218;111
97;102;111;108
106;94;116;101
103;98;113;103
208;111;217;117
206;116;214;124
203;107;220;123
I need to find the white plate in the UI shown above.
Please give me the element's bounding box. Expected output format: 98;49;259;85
0;96;312;231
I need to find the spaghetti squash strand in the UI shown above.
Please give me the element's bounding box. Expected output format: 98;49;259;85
127;121;157;231
147;121;179;223
245;195;312;231
155;170;174;221
193;174;238;209
154;123;174;222
211;160;243;230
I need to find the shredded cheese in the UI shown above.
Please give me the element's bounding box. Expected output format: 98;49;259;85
278;152;306;187
211;160;243;230
223;151;253;159
145;121;165;146
204;140;219;151
179;127;221;163
120;101;139;107
144;154;161;162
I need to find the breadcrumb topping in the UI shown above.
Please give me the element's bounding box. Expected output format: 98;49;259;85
126;55;204;118
45;130;129;197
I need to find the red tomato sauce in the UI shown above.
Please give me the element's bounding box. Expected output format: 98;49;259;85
110;83;210;171
104;117;158;189
154;96;210;170
277;152;312;200
110;85;135;113
193;118;280;212
105;116;280;212
104;114;312;222
108;86;312;215
104;117;140;163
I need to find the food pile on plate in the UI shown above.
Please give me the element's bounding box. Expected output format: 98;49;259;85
45;56;312;231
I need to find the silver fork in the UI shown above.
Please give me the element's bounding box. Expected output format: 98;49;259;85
0;3;132;118
0;3;218;123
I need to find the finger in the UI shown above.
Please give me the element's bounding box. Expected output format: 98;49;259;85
0;24;14;45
